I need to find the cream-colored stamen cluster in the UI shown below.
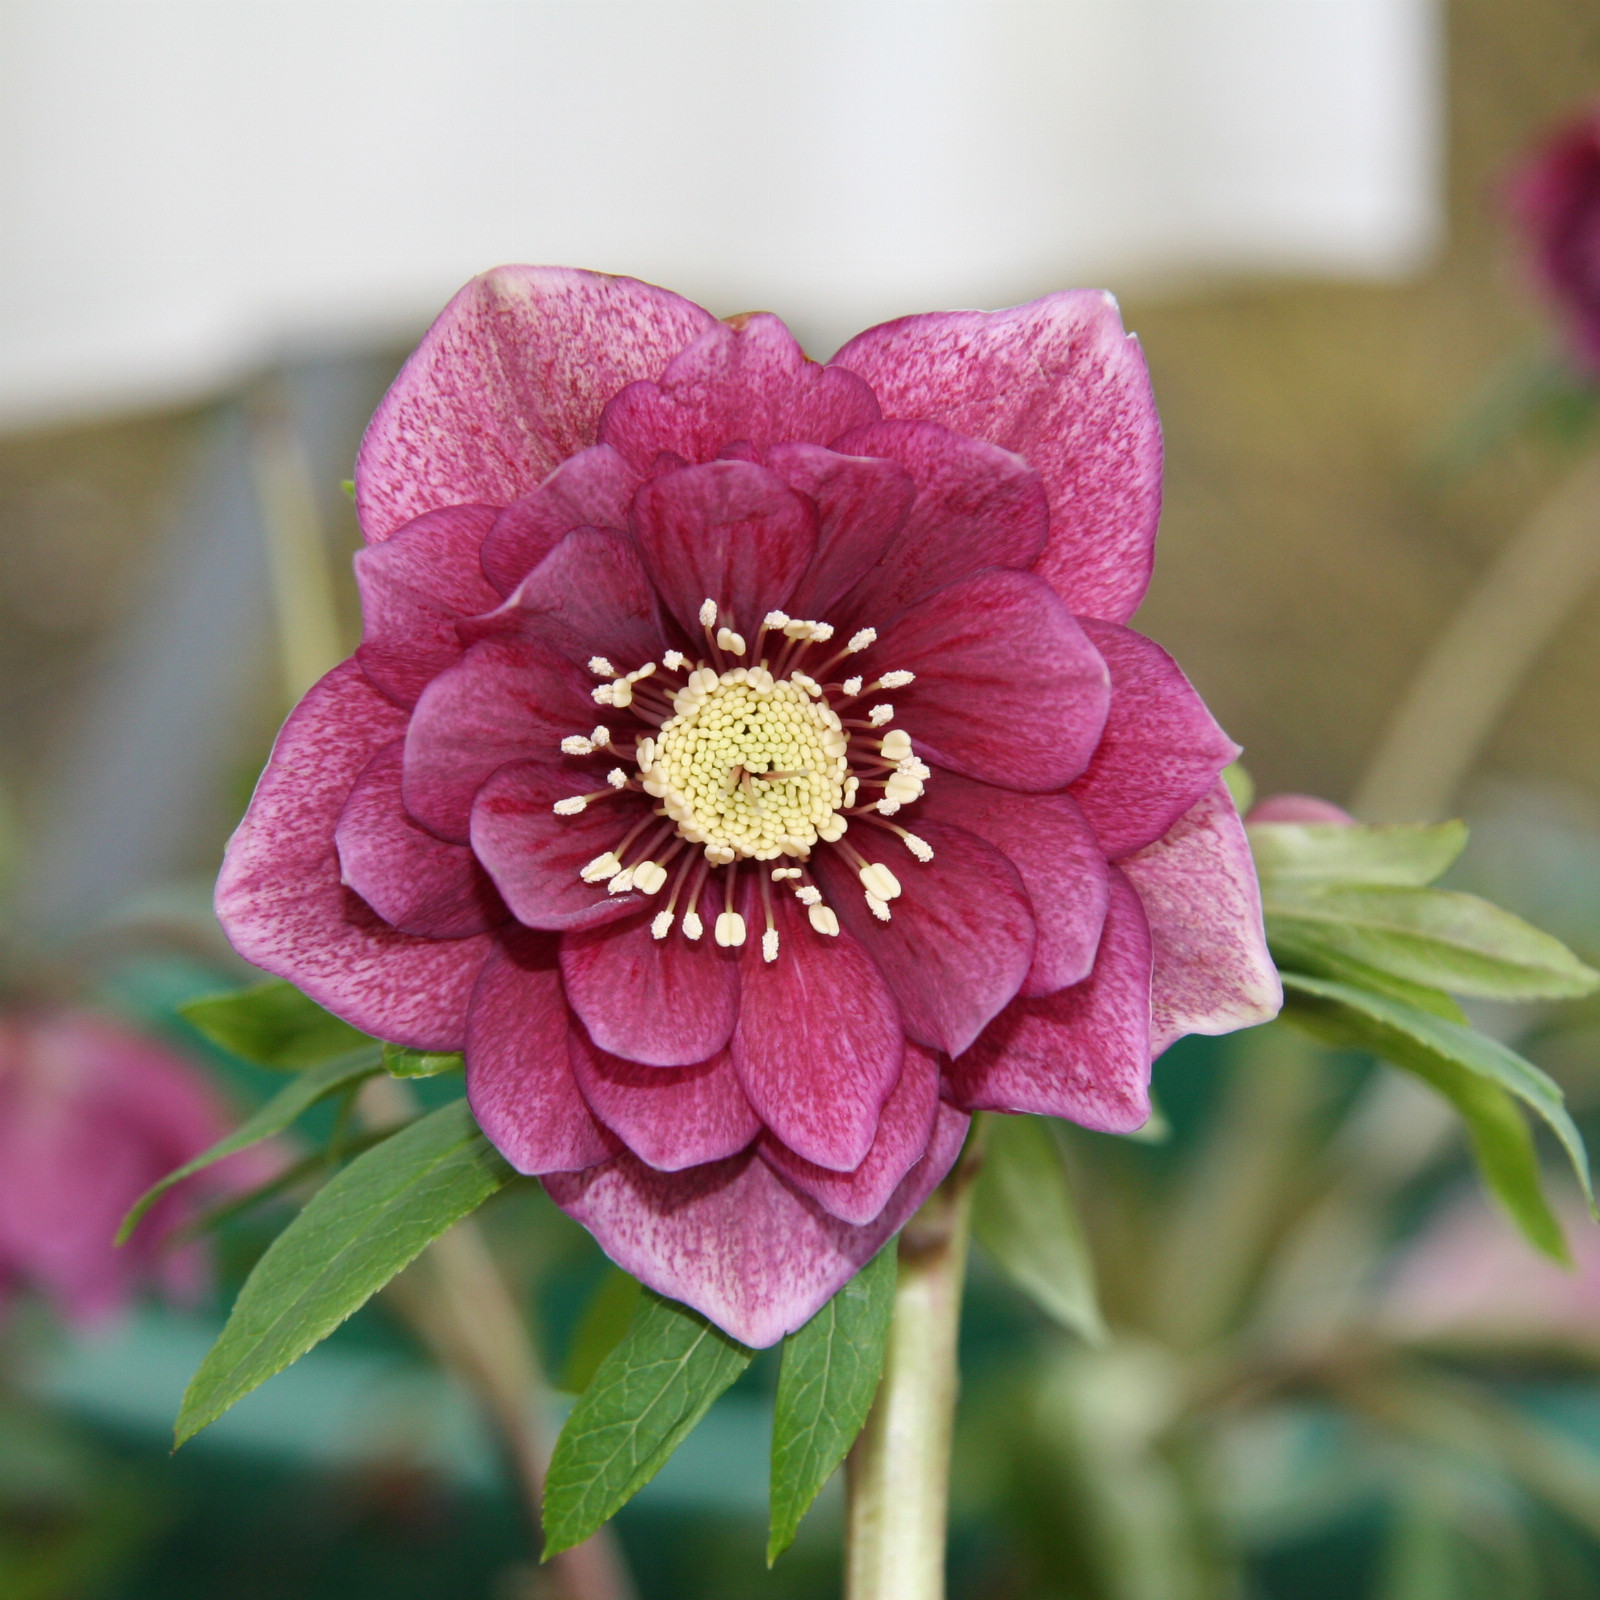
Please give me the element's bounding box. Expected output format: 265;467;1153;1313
551;597;936;961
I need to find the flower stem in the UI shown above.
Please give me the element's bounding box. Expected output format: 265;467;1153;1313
844;1123;985;1600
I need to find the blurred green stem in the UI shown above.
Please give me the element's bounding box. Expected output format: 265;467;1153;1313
845;1124;984;1600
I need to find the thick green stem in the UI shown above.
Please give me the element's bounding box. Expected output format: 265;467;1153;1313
845;1130;983;1600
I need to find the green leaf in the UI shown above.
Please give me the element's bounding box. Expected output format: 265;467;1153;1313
179;980;372;1068
117;1045;382;1243
1280;973;1592;1260
767;1247;897;1564
382;1042;464;1079
1265;885;1600;1000
1248;820;1468;890
972;1114;1106;1342
543;1292;753;1557
174;1099;512;1445
1220;761;1255;816
340;478;356;500
1267;929;1468;1021
561;1268;643;1394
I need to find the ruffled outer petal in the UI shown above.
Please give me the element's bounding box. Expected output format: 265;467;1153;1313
948;869;1153;1133
1119;779;1282;1056
599;314;880;471
869;569;1110;791
479;445;638;596
470;760;649;931
731;892;903;1171
765;445;915;620
631;461;817;638
829;420;1048;623
761;1044;943;1224
463;526;666;674
569;1032;761;1173
913;771;1109;997
542;1103;969;1348
814;819;1034;1058
561;913;742;1068
464;932;616;1174
336;741;508;938
1068;619;1240;860
216;662;493;1050
832;292;1162;624
353;505;502;707
403;639;597;841
357;267;715;540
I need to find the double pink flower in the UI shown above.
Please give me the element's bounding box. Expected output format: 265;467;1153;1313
217;268;1278;1345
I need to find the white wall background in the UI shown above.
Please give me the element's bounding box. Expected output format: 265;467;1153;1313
1;0;1441;429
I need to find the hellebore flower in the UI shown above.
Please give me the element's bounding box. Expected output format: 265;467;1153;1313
1509;106;1600;379
0;1010;261;1325
1245;794;1356;826
217;268;1279;1346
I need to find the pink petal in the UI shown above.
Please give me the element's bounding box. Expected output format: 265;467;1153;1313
569;1031;761;1172
833;293;1162;624
543;1104;969;1348
765;444;915;619
1068;619;1240;859
914;771;1109;997
1120;779;1282;1055
561;914;742;1068
730;891;903;1172
353;505;502;708
829;420;1047;623
336;741;508;938
470;760;651;931
464;932;616;1174
948;869;1152;1133
631;460;817;638
814;819;1034;1058
761;1044;942;1224
356;268;714;541
868;569;1110;791
402;639;596;842
598;314;880;472
479;445;639;596
462;527;666;674
215;662;493;1050
1246;793;1355;825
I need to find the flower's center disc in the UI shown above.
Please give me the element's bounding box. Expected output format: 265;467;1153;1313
640;668;850;862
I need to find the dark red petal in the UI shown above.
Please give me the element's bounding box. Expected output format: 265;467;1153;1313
1068;619;1240;859
479;445;638;596
913;771;1109;997
569;1030;760;1173
1121;780;1281;1055
402;639;595;842
336;741;508;938
561;914;741;1068
833;293;1161;624
598;314;880;471
829;420;1048;623
353;505;502;708
814;819;1034;1058
760;1044;941;1224
215;662;492;1050
869;569;1109;791
948;869;1152;1133
470;760;650;932
464;932;616;1174
357;268;714;541
631;460;817;638
765;445;914;619
730;892;902;1172
543;1104;967;1349
461;527;666;674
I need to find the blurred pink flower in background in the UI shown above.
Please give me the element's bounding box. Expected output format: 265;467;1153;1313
0;1011;260;1327
1509;105;1600;379
1246;793;1357;825
1380;1186;1600;1350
